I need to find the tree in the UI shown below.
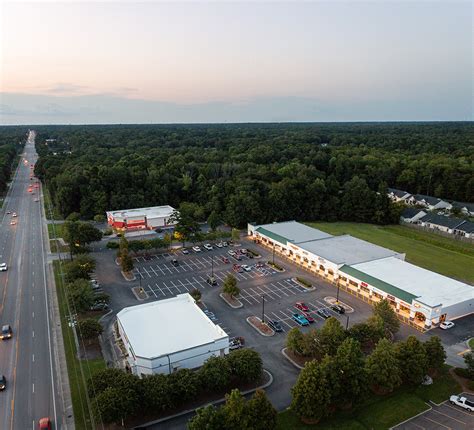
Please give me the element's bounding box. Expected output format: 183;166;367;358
63;254;96;282
141;373;173;413
63;221;103;256
92;386;138;424
222;274;240;298
286;327;305;355
226;348;263;383
221;389;249;430
246;389;277;430
291;360;332;424
463;352;474;379
372;299;400;335
231;228;240;241
199;356;231;392
300;328;319;357
318;317;346;356
169;206;200;246
332;338;367;408
66;279;95;312
365;338;402;394
395;335;429;385
424;336;446;374
93;214;106;223
207;211;220;231
190;288;202;303
168;368;200;405
66;211;81;221
120;248;134;273
77;318;103;341
188;405;226;430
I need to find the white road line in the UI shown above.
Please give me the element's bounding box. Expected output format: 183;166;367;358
32;312;34;318
32;330;35;338
177;279;190;292
147;285;157;298
149;266;159;277
32;383;35;394
161;281;174;295
32;295;34;301
142;266;152;278
32;354;35;362
154;282;166;296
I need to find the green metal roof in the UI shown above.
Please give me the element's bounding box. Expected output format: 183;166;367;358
339;265;418;304
255;227;289;246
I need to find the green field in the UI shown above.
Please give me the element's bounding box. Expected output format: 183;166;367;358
307;222;474;284
47;222;64;239
277;366;460;430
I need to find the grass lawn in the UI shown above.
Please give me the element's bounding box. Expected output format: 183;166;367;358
307;222;474;284
43;186;63;220
277;366;459;430
47;222;64;239
53;260;105;430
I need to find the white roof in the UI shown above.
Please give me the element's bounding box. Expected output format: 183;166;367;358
351;257;474;307
117;294;228;358
256;221;332;244
298;234;401;266
106;205;175;220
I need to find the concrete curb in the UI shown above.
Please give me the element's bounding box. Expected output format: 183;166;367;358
132;287;149;301
134;369;274;429
323;296;354;313
219;293;243;308
246;316;275;337
291;278;316;292
281;348;304;370
266;262;285;273
121;270;136;281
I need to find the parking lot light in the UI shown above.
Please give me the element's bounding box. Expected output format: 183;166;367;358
336;283;340;303
261;294;265;323
345;314;350;329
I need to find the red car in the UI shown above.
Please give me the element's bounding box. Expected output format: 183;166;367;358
233;264;243;273
39;417;52;429
221;256;230;264
302;312;315;323
295;302;309;312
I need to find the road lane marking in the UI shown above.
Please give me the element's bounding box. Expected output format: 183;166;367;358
32;330;34;338
32;354;35;362
32;383;35;394
32;311;34;318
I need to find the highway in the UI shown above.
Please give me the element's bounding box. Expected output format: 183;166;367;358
0;131;62;429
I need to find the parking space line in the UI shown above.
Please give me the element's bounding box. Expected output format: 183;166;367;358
193;276;207;289
182;260;194;271
431;409;466;425
149;266;159;277
169;279;184;293
154;282;166;296
177;279;190;292
419;416;450;429
441;403;474;417
161;281;174;295
142;267;152;278
147;285;157;297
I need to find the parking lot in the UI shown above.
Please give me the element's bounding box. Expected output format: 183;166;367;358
393;393;474;430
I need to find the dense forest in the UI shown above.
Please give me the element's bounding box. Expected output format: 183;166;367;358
27;122;474;227
0;126;27;193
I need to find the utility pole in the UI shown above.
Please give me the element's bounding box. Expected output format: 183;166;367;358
211;255;214;278
336;283;340;303
346;314;350;330
261;294;265;323
272;242;275;265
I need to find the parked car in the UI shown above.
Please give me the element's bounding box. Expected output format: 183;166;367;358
10;221;16;226
241;264;251;272
229;336;245;350
331;304;345;314
1;324;12;340
90;302;109;311
216;242;223;248
192;246;202;252
268;320;283;332
39;417;52;430
302;312;315;323
206;276;217;286
295;302;309;312
222;241;228;247
292;313;309;326
449;395;474;412
12;212;17;217
317;308;331;319
228;250;236;256
182;248;189;254
240;248;248;254
171;259;179;266
221;256;230;264
0;263;7;272
440;321;455;330
0;374;6;390
204;243;213;251
233;264;243;273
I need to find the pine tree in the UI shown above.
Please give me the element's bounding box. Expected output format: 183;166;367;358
246;389;277;430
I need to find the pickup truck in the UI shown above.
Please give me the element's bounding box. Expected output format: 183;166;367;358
449;395;474;412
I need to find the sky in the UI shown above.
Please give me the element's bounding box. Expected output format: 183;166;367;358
0;0;472;124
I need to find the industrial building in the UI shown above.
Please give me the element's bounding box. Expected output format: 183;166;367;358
106;205;176;231
248;221;473;330
117;294;229;376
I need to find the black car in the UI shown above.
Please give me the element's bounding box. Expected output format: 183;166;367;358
0;375;6;390
171;259;179;266
0;324;12;340
331;304;345;314
317;308;331;319
206;276;217;286
268;320;283;332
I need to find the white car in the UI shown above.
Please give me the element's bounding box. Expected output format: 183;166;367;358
449;395;474;412
241;264;251;272
203;243;213;251
228;250;236;256
0;263;7;272
440;321;455;330
216;242;223;248
192;246;201;252
12;213;17;217
10;220;16;226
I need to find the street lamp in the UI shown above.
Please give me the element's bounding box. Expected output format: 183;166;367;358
261;294;265;323
211;255;214;278
272;242;275;265
336;283;340;304
345;314;350;330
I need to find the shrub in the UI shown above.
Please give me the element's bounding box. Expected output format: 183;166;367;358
296;277;312;288
106;241;119;249
199;356;232;392
454;367;471;379
102;228;113;236
267;261;283;271
227;348;263;383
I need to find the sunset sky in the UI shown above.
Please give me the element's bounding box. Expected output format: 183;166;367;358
0;1;472;124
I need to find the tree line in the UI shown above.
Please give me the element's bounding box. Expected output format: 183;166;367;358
0;126;27;193
30;123;473;227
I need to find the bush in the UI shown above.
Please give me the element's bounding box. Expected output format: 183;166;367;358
106;241;119;249
76;318;103;340
454;367;471;379
296;277;312;288
102;228;113;236
246;248;259;257
227;349;263;383
267;261;283;271
199;356;232;392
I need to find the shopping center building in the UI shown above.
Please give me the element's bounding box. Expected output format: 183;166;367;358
248;221;474;330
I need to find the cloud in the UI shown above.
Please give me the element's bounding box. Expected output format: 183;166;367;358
43;82;90;95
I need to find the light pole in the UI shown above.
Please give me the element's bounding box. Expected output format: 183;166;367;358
211;255;214;278
345;314;350;330
272;242;275;265
336;283;340;304
261;294;265;323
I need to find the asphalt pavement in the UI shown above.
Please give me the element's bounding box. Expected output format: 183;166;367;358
0;131;63;429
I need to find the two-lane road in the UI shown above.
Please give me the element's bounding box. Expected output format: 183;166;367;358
0;131;61;429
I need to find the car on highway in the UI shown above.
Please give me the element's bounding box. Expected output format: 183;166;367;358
331;304;345;314
39;417;52;430
317;308;332;319
0;263;7;272
302;312;315;323
241;264;251;272
292;313;309;326
203;243;213;251
295;302;309;312
267;320;283;332
449;395;474;412
1;324;13;340
34;198;39;202
10;220;16;226
181;248;189;254
12;212;17;217
192;246;201;252
0;374;6;391
440;321;455;330
6;211;10;214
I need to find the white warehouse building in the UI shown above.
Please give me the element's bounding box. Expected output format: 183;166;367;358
117;294;229;376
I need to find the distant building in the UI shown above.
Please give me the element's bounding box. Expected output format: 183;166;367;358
412;194;452;211
451;201;474;217
387;188;412;203
117;294;229;376
419;213;465;234
106;205;176;231
400;208;427;223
